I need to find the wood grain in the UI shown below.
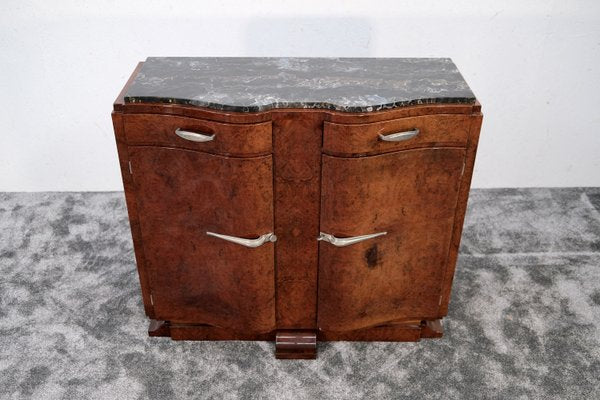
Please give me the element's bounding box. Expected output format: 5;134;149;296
129;146;276;333
323;114;470;156
272;112;322;329
318;147;466;332
113;62;483;357
123;114;272;157
111;112;155;318
169;325;275;341
438;113;484;315
318;321;422;342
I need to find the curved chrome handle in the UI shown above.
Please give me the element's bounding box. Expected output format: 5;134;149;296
206;231;277;248
175;128;215;142
317;231;387;247
378;128;419;142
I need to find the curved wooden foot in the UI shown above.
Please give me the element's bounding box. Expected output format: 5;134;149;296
148;319;171;337
275;330;317;359
420;319;443;338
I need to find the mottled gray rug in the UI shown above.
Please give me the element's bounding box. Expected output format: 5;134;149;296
1;188;600;399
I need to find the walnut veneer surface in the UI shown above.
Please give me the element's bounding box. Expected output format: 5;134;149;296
112;57;483;359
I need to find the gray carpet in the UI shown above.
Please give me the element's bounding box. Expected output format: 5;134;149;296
1;188;600;399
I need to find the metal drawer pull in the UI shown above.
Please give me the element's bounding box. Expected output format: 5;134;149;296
175;128;215;142
206;231;277;248
378;128;419;142
317;231;387;247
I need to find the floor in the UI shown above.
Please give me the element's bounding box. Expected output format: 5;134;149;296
1;188;600;399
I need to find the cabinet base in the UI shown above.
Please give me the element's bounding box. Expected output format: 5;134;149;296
317;319;443;342
148;319;275;341
275;330;317;359
148;319;170;337
420;319;444;338
146;318;443;359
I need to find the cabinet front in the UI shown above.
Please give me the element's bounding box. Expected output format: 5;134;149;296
129;145;276;333
318;147;466;332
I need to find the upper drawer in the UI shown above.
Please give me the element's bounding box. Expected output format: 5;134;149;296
323;114;471;156
123;114;272;156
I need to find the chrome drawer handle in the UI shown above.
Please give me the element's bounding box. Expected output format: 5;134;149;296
206;231;277;248
175;128;215;142
317;231;386;247
378;128;419;142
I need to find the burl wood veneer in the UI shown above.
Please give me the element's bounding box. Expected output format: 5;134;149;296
112;57;483;359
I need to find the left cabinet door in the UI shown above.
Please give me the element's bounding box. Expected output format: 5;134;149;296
129;145;276;333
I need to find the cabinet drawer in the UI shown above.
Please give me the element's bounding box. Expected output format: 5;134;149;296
323;114;470;156
123;114;272;156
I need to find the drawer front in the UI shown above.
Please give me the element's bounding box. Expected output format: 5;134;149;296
123;114;272;156
323;114;470;156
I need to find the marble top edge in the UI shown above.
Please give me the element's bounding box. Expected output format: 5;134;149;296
124;57;476;113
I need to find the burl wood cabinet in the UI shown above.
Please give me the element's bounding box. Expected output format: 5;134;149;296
111;58;482;359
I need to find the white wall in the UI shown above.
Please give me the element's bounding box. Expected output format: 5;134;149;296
1;0;599;191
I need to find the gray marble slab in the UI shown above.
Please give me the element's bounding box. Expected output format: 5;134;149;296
124;57;476;113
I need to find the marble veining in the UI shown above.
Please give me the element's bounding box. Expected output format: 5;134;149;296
124;57;476;113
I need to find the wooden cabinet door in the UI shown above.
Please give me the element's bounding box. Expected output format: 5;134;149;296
318;147;466;332
129;146;276;333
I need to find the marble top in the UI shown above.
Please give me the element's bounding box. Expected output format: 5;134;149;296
124;57;476;113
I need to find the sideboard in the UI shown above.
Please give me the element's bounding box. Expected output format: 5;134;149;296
111;57;483;359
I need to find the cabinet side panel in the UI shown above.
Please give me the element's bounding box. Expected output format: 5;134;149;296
439;113;483;315
111;112;155;317
273;112;323;329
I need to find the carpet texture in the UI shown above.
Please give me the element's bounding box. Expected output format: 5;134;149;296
1;188;600;399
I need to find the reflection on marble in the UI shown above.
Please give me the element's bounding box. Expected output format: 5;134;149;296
124;57;476;113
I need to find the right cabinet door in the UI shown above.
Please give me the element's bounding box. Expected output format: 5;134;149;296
317;147;466;332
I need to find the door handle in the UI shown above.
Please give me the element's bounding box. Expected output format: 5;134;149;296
175;128;215;142
378;128;419;142
206;231;277;248
317;231;387;247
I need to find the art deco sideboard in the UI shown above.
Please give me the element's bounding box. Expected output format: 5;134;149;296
111;57;483;359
